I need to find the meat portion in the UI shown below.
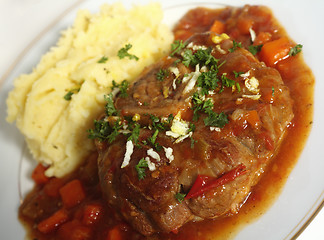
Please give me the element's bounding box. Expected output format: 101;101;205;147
96;32;293;236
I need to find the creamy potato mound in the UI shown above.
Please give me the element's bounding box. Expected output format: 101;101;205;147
6;3;173;177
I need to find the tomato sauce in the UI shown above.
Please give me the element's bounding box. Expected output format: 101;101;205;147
19;5;314;240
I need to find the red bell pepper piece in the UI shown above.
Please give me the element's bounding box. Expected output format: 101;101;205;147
185;164;248;199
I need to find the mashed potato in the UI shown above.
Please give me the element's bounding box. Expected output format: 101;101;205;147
6;3;173;177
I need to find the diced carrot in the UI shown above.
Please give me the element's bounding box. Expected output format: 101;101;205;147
237;18;254;34
254;31;272;45
59;179;86;208
209;20;225;34
82;203;103;226
259;37;292;67
32;163;49;184
244;110;261;129
58;220;92;240
44;178;65;197
37;208;69;234
106;225;122;240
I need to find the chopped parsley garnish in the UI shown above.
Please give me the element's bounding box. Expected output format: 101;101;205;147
170;40;186;56
182;48;219;69
204;111;228;128
135;158;148;180
149;114;173;131
248;44;263;55
197;69;219;95
288;44;303;56
112;80;129;98
63;88;80;101
182;49;195;67
128;123;140;145
118;44;139;61
97;56;108;63
272;86;275;96
233;71;244;78
228;40;242;53
220;73;239;93
156;69;169;81
87;118;122;143
88;119;111;141
104;93;119;116
175;192;186;203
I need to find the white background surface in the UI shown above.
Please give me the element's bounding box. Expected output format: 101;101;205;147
0;0;323;239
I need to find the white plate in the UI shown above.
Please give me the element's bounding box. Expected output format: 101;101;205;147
0;0;323;239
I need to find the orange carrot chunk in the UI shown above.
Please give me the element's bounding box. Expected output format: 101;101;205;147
106;225;122;240
82;203;103;226
32;163;49;185
244;110;261;129
259;37;292;67
237;18;254;34
209;20;225;34
59;179;86;208
254;31;272;45
37;208;69;234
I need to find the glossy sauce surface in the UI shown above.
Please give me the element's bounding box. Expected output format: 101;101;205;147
19;5;314;240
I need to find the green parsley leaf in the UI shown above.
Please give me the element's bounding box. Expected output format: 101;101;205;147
228;40;242;53
88;119;111;141
156;69;169;81
220;73;237;93
127;123;140;144
63;88;80;101
135;158;148;180
233;71;245;78
204;111;228;128
197;69;219;95
118;44;139;61
148;129;159;145
112;80;129;98
98;56;108;63
182;49;195;67
175;192;186;203
194;48;219;67
272;86;275;96
248;44;263;55
192;93;214;121
170;40;186;56
104;93;118;116
288;44;303;56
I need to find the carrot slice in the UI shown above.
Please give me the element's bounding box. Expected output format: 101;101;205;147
59;179;86;208
237;18;254;34
254;31;272;45
106;225;122;240
82;203;103;225
32;163;49;184
259;37;292;66
209;20;225;34
244;110;261;129
37;208;69;234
